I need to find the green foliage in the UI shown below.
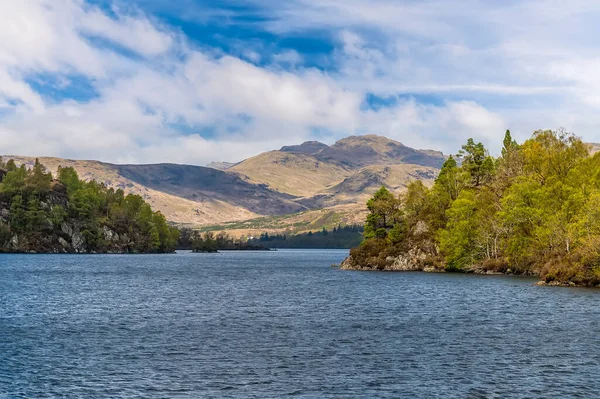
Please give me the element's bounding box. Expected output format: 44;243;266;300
351;129;600;285
1;166;28;196
246;225;363;249
0;221;11;248
57;166;82;195
192;231;219;252
364;186;403;239
5;159;17;172
0;159;179;253
459;138;495;187
27;159;52;194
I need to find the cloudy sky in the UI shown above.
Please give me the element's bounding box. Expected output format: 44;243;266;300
1;0;599;165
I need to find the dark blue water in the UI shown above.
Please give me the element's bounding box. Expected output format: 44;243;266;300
1;250;600;398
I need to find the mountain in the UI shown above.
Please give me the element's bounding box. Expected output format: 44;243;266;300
229;135;445;197
3;135;445;234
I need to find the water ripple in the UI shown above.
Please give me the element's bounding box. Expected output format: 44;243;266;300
1;250;599;398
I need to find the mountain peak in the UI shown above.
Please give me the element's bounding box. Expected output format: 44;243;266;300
333;134;405;150
280;141;329;155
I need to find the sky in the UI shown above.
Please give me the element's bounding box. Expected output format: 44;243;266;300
1;0;600;165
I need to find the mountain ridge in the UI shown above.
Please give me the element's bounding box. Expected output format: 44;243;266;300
3;134;445;234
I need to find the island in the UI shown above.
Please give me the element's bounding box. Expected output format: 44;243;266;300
0;157;180;253
179;230;271;253
342;129;600;288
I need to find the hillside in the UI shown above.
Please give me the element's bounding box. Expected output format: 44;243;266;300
3;134;445;233
5;157;302;226
298;164;439;209
229;151;349;196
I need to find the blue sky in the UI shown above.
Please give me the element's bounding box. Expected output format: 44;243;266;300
1;0;600;164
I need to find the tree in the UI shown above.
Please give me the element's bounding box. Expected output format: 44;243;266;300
9;195;26;232
522;129;588;184
1;166;27;196
0;158;180;254
426;156;467;232
0;221;11;248
5;159;17;172
496;130;524;189
25;197;49;232
57;166;82;195
193;232;217;252
364;186;403;239
27;158;52;194
348;128;600;284
459;138;495;187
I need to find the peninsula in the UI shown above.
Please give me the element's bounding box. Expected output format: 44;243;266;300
342;130;600;287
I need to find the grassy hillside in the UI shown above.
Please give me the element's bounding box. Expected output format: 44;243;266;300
229;151;349;196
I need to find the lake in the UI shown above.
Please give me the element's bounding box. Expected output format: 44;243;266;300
1;249;599;398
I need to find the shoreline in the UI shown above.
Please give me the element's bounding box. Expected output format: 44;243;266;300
340;255;598;288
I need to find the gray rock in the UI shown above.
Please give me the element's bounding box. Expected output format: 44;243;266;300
58;237;70;250
71;232;85;253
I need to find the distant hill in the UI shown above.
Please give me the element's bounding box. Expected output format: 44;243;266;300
206;161;235;171
4;134;445;234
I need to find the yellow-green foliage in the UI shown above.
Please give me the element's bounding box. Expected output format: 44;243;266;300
354;129;600;285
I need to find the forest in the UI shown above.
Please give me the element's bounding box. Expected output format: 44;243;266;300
178;229;270;252
349;129;600;286
0;158;180;253
250;225;363;249
177;224;363;251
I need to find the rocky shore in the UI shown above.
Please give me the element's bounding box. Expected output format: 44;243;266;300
340;248;442;272
341;251;546;277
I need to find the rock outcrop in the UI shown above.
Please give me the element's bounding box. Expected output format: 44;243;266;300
341;248;443;272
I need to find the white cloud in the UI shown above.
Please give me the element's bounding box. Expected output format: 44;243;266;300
1;0;600;166
0;0;365;164
273;50;303;66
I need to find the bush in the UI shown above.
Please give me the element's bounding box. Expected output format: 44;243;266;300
349;238;393;270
